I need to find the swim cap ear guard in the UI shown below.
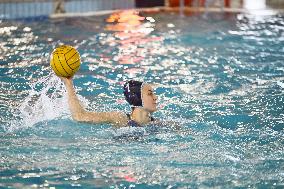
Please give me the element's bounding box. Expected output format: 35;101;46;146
123;80;144;107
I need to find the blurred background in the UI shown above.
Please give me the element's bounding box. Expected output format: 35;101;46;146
1;0;284;19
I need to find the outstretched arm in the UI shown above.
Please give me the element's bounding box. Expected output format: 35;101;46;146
61;77;128;126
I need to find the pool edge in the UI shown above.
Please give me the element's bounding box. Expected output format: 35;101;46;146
49;6;284;19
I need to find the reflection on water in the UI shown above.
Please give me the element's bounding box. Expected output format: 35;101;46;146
0;11;284;188
104;10;163;80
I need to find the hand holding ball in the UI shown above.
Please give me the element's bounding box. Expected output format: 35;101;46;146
50;45;81;77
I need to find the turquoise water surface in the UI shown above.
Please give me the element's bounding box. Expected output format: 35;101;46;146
0;11;284;188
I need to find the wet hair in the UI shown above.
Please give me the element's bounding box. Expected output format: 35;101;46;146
123;80;144;107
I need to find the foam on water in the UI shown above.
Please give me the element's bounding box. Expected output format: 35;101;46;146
3;75;68;132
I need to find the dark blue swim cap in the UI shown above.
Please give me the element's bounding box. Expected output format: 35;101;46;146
123;80;143;107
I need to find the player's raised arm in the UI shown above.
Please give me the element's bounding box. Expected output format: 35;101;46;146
61;77;128;125
50;45;128;126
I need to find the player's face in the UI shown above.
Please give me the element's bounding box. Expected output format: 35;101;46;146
141;84;158;113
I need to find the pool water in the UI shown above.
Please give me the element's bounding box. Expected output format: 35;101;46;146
0;11;284;188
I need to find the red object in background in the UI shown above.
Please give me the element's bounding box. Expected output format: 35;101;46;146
169;0;192;7
169;0;231;8
224;0;230;7
199;0;205;7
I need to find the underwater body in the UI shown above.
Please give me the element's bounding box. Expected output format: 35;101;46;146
0;11;284;188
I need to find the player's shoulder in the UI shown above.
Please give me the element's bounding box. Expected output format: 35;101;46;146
107;111;129;126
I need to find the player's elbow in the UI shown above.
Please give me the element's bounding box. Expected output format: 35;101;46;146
71;112;84;122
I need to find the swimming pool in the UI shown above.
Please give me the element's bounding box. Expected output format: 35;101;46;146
0;10;284;188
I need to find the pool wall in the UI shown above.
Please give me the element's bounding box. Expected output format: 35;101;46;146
0;0;135;19
1;0;284;20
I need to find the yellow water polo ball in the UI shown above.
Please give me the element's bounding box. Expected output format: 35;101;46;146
50;45;81;77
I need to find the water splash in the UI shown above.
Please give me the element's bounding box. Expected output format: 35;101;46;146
4;74;70;132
